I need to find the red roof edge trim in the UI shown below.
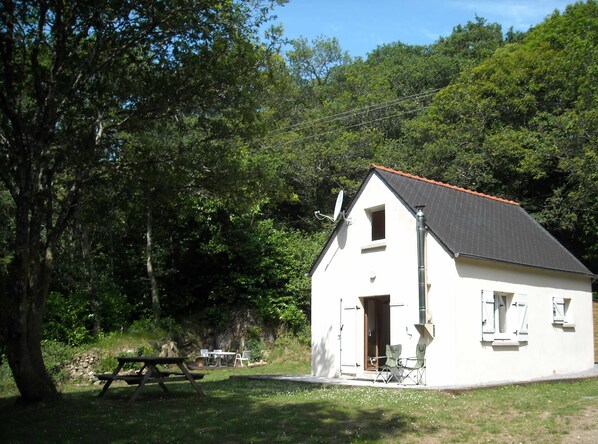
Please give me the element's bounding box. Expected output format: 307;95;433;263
370;164;520;206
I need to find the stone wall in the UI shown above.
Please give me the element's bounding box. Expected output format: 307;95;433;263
67;350;101;383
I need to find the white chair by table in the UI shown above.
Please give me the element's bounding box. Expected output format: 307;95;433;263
199;348;209;367
212;349;223;366
234;351;250;367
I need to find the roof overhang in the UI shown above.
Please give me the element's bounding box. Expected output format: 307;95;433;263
454;253;598;280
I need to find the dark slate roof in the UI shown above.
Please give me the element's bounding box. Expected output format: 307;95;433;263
372;165;594;277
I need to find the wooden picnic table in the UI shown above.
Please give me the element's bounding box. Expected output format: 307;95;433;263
97;356;204;403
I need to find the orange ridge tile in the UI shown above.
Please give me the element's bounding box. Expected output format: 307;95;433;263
370;164;520;206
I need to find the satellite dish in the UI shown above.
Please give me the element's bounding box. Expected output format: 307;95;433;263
333;190;344;221
315;190;350;224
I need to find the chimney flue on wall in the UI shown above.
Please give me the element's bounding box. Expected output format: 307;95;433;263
415;205;427;326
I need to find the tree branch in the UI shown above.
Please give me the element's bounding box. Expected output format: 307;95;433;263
30;1;49;110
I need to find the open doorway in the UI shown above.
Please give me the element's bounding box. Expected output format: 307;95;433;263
364;295;390;371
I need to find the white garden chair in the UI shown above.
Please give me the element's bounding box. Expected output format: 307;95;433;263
199;348;209;367
234;351;250;367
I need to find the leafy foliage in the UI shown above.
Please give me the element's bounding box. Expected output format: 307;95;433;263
0;0;286;401
400;1;598;269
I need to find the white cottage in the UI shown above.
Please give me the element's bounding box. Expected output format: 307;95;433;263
310;165;596;386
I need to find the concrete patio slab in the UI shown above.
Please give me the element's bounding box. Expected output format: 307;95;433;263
235;364;598;391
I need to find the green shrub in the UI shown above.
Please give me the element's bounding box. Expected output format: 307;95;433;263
43;280;131;346
0;354;17;396
128;318;157;335
97;354;119;374
41;340;77;384
245;326;265;361
43;292;92;346
158;317;184;342
295;323;311;347
97;282;131;332
136;343;159;356
268;331;311;364
0;340;77;393
93;329;165;373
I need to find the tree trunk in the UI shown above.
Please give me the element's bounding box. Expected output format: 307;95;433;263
2;224;60;402
146;204;160;325
4;324;59;403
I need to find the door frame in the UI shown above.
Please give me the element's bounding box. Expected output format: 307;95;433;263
363;295;391;371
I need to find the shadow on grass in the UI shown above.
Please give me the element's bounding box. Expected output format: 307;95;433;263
0;377;435;443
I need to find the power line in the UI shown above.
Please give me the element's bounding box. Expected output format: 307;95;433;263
269;88;441;136
279;89;439;133
276;104;431;146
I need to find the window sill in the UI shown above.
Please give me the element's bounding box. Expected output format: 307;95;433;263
553;322;575;329
361;240;387;252
491;339;521;347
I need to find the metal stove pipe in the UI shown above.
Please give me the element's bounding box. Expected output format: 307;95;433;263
415;205;427;325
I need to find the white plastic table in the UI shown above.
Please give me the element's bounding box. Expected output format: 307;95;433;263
208;351;236;366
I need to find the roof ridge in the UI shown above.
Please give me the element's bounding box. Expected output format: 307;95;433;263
370;164;520;206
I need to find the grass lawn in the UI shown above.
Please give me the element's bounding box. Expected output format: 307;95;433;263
1;362;598;443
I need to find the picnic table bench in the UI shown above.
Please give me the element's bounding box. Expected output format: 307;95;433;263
97;371;204;384
97;356;204;403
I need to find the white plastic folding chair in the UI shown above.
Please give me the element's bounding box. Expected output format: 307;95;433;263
198;348;209;367
234;351;250;367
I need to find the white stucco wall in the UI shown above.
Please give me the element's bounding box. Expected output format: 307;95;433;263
311;173;459;380
311;173;595;386
449;259;594;386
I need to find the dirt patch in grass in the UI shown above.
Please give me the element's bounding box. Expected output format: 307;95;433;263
563;403;598;444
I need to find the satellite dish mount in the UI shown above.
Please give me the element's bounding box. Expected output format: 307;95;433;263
315;190;351;224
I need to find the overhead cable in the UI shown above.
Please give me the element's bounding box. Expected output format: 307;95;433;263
277;105;431;146
270;88;441;136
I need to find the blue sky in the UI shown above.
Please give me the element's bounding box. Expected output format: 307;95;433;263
269;0;574;58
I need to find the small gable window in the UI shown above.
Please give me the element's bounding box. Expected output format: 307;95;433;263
371;208;385;241
481;290;528;345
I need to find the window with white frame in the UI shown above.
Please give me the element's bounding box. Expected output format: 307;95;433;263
481;290;528;344
361;206;387;252
552;297;575;327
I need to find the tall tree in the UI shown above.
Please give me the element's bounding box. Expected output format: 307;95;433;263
261;18;505;227
401;1;598;272
0;0;281;403
287;36;351;86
